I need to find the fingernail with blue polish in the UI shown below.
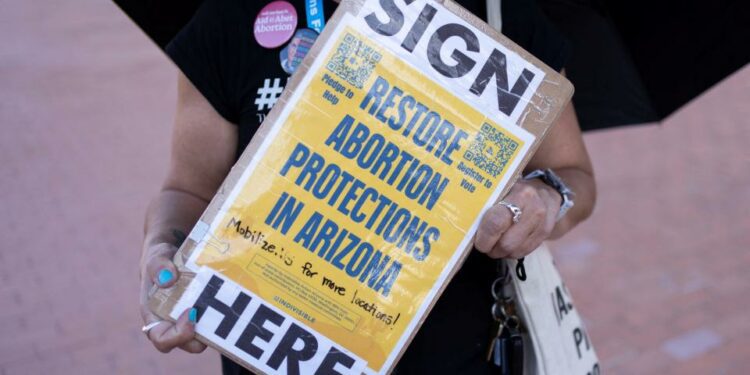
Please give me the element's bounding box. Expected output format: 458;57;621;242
157;269;174;286
189;308;198;323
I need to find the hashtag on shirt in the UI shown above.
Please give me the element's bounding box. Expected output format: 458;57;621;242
255;78;286;111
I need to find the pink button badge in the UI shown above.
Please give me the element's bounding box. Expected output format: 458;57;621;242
253;1;298;49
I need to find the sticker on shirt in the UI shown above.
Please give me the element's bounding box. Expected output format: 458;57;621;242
253;1;297;48
279;28;319;75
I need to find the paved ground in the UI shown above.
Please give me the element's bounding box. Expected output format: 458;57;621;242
0;0;748;373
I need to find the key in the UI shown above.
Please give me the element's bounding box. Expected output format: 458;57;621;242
486;319;506;362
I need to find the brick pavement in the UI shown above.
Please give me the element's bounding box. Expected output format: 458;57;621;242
0;0;748;373
552;67;750;373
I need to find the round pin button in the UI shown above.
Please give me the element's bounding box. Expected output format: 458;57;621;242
280;28;319;75
253;1;298;49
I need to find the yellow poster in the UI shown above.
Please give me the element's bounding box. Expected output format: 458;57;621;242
170;3;542;373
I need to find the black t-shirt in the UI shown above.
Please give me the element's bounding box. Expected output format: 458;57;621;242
167;1;568;373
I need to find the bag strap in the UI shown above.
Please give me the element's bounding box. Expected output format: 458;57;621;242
486;0;503;32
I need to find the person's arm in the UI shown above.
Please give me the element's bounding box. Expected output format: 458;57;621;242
474;84;596;259
139;72;238;353
524;98;595;239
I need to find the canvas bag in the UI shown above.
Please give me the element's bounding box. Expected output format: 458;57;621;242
504;245;600;374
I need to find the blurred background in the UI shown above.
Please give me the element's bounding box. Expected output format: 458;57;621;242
1;0;748;373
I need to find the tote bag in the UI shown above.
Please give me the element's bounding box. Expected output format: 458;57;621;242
505;244;600;374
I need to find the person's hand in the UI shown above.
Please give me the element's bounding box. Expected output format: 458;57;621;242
474;179;562;259
139;242;206;353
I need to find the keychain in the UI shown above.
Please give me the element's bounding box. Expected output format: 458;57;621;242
488;261;525;374
486;301;506;362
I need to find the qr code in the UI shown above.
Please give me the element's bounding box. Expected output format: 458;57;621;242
326;33;381;89
463;123;519;178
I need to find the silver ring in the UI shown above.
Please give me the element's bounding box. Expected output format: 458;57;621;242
141;320;164;335
498;201;522;224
